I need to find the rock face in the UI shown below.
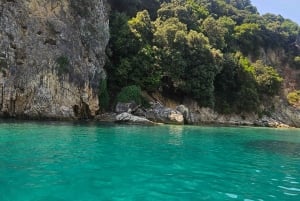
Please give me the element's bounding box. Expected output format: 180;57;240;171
184;107;257;126
0;0;109;119
146;103;184;124
271;98;300;127
115;102;139;114
176;105;189;123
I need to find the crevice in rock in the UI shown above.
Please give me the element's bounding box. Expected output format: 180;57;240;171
44;38;57;45
10;43;17;49
0;84;3;111
7;33;14;41
9;98;15;115
80;102;92;119
73;105;80;117
16;60;24;65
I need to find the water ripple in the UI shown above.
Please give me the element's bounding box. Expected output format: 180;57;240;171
0;123;299;201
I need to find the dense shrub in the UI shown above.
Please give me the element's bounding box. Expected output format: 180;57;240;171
106;0;299;114
99;79;110;111
287;90;300;107
116;85;142;104
253;60;283;96
293;56;300;69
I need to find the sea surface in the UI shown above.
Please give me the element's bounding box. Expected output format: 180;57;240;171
0;121;300;201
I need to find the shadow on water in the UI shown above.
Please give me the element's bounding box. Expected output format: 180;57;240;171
0;119;116;127
245;140;300;157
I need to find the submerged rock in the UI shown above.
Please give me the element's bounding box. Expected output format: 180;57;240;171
245;140;300;157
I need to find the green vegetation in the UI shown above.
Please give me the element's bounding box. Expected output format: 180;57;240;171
116;85;142;105
253;60;283;96
99;79;110;111
293;56;300;68
105;0;299;113
287;90;300;107
56;56;70;75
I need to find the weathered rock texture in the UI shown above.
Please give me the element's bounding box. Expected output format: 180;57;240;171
145;92;299;127
116;112;156;125
0;0;109;119
255;48;300;127
145;102;184;125
270;98;300;127
115;102;139;114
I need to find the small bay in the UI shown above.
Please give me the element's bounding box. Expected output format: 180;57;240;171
0;121;300;200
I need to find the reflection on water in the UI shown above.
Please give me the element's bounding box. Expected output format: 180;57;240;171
168;126;183;146
1;123;300;201
245;140;300;157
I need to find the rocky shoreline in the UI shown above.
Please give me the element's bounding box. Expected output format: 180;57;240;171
94;101;297;128
0;100;298;128
0;111;296;129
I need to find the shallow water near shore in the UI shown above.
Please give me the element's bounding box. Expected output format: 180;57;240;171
0;121;300;200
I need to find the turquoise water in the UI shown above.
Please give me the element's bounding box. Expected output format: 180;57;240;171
0;122;300;201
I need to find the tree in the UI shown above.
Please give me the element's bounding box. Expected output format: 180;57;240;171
202;16;227;50
108;12;139;57
106;0;299;115
287;90;300;107
153;17;188;88
214;53;240;113
293;56;300;69
108;0;141;16
116;85;142;104
99;79;110;111
153;17;187;47
253;60;283;96
128;10;153;44
234;23;262;54
184;31;223;107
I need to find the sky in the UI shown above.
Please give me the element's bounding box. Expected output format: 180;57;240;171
251;0;300;24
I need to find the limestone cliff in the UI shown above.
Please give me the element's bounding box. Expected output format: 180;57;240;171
0;0;109;119
256;48;300;127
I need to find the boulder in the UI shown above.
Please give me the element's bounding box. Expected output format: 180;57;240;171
254;116;291;128
116;112;156;125
95;113;117;122
115;102;139;114
145;103;184;124
176;105;189;123
133;108;147;117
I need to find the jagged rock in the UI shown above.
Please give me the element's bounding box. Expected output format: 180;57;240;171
116;112;155;125
0;0;109;119
176;105;189;123
183;107;219;124
133;108;147;117
254;116;291;128
270;98;300;127
146;103;184;124
178;98;257;125
95;113;117;122
115;102;139;114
